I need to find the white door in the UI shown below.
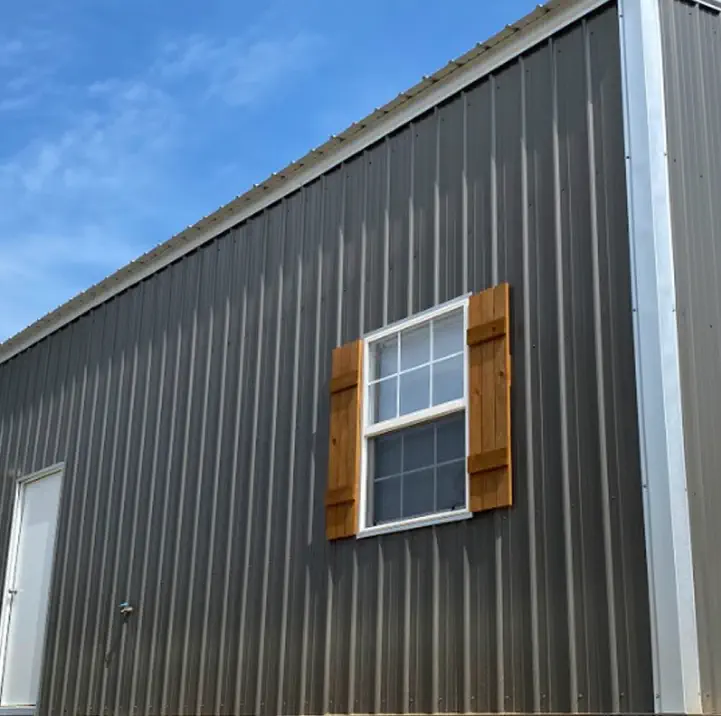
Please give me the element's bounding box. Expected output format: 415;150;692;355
0;466;63;707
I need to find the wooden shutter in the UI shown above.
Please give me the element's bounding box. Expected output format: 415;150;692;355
467;283;512;512
326;339;363;540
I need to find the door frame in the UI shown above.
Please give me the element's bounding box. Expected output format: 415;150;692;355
0;463;64;711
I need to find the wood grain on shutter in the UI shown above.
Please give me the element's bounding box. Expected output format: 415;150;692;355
467;283;512;512
326;339;363;540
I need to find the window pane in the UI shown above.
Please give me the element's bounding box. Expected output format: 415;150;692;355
433;310;463;359
400;323;430;371
371;377;397;423
371;335;397;380
399;365;430;415
436;413;465;463
436;461;466;512
402;422;435;472
402;468;435;519
373;433;402;478
374;476;402;524
369;412;466;527
432;354;463;405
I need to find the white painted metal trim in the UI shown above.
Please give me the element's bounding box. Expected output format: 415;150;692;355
0;464;64;710
0;0;611;367
358;296;469;535
617;1;702;712
364;399;465;439
364;293;469;342
357;508;472;539
695;0;721;11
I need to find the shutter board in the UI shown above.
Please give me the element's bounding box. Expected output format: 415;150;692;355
467;283;512;512
326;339;363;539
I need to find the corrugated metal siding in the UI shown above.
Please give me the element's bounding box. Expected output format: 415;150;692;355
0;5;653;714
660;1;721;712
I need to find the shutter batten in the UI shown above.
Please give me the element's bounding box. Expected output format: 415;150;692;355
326;339;363;539
467;283;512;512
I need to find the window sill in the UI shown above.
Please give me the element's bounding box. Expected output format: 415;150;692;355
357;508;472;539
0;707;35;715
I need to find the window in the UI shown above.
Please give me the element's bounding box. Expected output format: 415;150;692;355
359;297;470;536
324;283;512;542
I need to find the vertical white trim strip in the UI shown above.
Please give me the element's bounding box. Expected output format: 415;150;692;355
617;0;702;712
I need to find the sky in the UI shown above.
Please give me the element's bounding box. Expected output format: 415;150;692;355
0;0;538;342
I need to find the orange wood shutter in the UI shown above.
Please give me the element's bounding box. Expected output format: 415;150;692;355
326;339;363;539
467;283;512;512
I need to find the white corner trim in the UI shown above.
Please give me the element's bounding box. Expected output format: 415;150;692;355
617;0;702;713
0;0;611;367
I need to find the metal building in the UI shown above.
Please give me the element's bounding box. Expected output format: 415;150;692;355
0;0;718;714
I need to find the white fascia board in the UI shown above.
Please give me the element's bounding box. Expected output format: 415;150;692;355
0;0;610;366
617;0;702;713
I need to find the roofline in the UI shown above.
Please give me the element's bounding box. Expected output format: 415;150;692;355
0;0;609;366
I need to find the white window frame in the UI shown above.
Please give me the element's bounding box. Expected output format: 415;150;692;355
357;295;472;538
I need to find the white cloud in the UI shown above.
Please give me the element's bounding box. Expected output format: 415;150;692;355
0;22;324;342
158;31;323;107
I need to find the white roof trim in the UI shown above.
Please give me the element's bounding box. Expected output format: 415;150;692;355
0;0;609;365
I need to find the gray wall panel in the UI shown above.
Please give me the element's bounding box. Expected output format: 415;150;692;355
0;5;654;714
660;1;721;711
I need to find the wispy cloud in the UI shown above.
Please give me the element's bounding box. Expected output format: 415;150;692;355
0;31;67;114
158;31;323;107
0;18;325;341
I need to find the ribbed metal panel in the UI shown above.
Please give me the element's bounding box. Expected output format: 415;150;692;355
660;1;721;711
0;4;653;714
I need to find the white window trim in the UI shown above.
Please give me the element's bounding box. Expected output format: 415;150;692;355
358;295;470;537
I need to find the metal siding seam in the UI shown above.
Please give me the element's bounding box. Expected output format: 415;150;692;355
27;341;51;471
58;314;103;714
298;180;323;715
584;14;621;712
488;69;506;716
212;232;250;713
159;256;201;713
461;90;472;714
520;51;543;715
617;0;702;711
232;216;267;715
46;319;89;712
76;302;119;712
141;262;185;713
551;30;580;712
275;198;304;714
115;282;157;714
100;289;144;713
38;329;61;471
177;250;217;711
407;126;415;316
254;208;286;716
127;273;171;713
382;138;391;327
431;109;441;715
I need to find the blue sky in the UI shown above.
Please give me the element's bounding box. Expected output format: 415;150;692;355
0;0;538;342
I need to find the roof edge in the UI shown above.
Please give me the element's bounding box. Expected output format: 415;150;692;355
0;0;609;365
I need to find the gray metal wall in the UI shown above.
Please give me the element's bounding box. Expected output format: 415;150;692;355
0;4;654;714
660;0;721;711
